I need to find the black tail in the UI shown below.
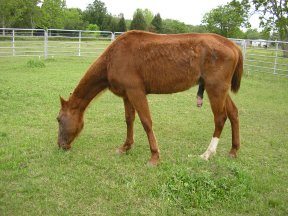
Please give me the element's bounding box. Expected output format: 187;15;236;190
231;49;243;93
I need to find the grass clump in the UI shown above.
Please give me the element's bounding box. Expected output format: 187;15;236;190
159;164;252;213
26;59;45;68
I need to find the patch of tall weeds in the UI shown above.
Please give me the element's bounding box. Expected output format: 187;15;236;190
158;164;252;213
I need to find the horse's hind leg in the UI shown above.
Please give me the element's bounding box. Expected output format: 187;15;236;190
126;89;160;166
200;84;228;160
116;97;136;154
226;95;240;158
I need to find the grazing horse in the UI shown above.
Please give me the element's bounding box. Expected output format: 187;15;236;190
57;30;243;166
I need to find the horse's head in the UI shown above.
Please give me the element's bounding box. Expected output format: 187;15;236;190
57;97;84;150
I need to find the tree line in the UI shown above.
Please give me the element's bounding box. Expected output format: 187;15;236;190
0;0;287;42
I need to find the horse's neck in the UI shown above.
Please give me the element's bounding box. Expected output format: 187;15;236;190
69;58;108;111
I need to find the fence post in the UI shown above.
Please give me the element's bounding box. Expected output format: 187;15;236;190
241;40;248;75
242;40;246;61
111;32;115;41
12;29;15;56
78;31;81;56
273;42;279;75
44;30;48;59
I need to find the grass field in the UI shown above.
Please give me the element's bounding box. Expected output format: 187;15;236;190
0;57;288;215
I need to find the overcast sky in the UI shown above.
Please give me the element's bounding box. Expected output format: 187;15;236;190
65;0;260;28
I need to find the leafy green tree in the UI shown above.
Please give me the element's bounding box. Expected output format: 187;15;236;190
244;28;261;39
86;23;100;31
102;14;118;32
161;19;190;34
142;9;154;26
0;0;26;29
261;28;273;40
83;0;108;30
202;0;250;37
117;14;127;32
151;13;162;33
130;9;147;30
11;0;42;28
41;0;66;28
0;0;40;28
188;25;208;33
252;0;287;40
251;0;288;56
63;8;87;30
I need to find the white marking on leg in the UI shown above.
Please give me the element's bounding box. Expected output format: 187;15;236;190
200;137;219;160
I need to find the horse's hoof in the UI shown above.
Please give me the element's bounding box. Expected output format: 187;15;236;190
147;159;159;167
228;149;237;158
200;153;209;161
115;147;126;154
200;151;216;161
228;152;237;159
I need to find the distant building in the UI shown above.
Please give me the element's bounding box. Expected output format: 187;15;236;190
251;39;270;48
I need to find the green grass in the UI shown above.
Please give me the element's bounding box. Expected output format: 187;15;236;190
0;57;288;215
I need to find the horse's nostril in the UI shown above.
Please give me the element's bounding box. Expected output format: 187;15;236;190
62;145;71;150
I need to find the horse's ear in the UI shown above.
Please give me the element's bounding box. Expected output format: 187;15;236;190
59;96;67;108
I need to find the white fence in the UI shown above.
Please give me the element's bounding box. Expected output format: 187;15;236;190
230;38;288;76
0;28;287;76
0;28;114;58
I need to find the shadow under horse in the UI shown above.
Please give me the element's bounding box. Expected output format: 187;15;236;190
57;30;243;166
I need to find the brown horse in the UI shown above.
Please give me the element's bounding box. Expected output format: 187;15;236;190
57;30;243;166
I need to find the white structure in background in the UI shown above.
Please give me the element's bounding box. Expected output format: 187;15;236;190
251;39;270;48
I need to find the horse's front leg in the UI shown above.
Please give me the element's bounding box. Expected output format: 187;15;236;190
126;89;160;166
116;98;135;153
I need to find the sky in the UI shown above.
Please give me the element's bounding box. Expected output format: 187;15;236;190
66;0;260;29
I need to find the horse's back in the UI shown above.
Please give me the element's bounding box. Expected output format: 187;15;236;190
107;31;240;94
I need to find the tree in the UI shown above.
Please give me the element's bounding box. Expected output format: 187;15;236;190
117;14;127;32
151;13;162;33
63;8;87;30
11;0;42;28
245;28;261;39
161;19;190;34
251;0;288;57
202;0;250;38
0;0;23;29
260;28;273;40
130;9;147;30
102;14;118;32
83;0;108;30
40;0;66;29
252;0;287;40
188;25;208;33
142;9;154;26
0;0;43;29
86;23;100;31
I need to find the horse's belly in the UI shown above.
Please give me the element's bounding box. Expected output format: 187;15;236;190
142;58;201;94
146;72;198;94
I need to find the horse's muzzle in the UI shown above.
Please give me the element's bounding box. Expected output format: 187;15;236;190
58;141;71;150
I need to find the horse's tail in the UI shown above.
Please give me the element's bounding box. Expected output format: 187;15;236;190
231;48;243;93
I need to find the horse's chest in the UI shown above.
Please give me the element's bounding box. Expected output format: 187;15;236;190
108;78;126;97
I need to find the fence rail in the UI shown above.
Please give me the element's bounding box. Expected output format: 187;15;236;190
0;28;114;58
1;28;287;76
230;38;288;76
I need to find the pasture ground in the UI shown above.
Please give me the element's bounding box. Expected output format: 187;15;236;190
0;57;288;215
